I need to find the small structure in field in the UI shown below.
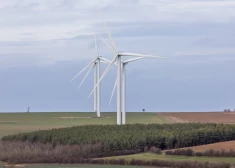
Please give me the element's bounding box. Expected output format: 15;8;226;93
27;107;30;113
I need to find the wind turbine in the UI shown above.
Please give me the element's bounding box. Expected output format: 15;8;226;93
109;57;144;124
70;34;111;117
90;21;166;125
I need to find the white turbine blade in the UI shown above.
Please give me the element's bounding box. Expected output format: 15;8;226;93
98;34;116;55
88;88;94;98
109;78;117;105
77;62;95;90
94;33;99;57
100;57;111;63
124;57;144;63
70;58;97;82
119;52;167;58
101;15;118;52
101;57;119;67
88;55;118;98
100;61;109;63
87;45;95;59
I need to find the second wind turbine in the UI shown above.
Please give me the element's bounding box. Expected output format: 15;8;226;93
70;34;111;117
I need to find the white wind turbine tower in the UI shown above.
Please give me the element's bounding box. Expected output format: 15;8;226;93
90;21;166;125
70;34;111;117
109;57;143;124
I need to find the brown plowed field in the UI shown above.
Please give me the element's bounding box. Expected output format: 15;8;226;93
164;116;189;123
165;140;235;152
159;112;235;124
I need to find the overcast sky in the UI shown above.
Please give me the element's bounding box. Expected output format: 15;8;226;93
0;0;235;112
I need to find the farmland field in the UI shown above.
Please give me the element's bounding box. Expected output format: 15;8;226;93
2;112;235;138
0;112;168;137
160;112;235;123
106;153;235;164
2;112;235;167
165;140;235;152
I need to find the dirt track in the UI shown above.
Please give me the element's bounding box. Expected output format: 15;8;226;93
160;112;235;124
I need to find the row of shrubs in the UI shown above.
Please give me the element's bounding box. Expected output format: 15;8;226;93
165;148;235;157
0;141;232;168
92;159;230;168
0;141;161;163
2;158;231;168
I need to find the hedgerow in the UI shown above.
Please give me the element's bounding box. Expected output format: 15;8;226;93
166;148;235;157
0;141;231;167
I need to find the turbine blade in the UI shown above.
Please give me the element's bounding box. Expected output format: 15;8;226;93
100;15;118;52
100;57;111;63
98;35;116;54
124;57;144;63
70;58;97;82
87;44;95;59
109;77;117;105
88;55;118;98
94;33;99;57
100;60;109;63
120;52;167;58
77;62;95;90
88;88;94;98
100;57;118;66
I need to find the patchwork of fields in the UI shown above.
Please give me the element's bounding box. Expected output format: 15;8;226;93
1;112;235;137
0;112;168;137
2;112;235;167
165;140;235;152
160;112;235;123
106;153;235;164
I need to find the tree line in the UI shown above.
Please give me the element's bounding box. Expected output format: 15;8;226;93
3;123;235;153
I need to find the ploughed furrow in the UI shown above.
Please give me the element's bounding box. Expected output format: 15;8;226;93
164;116;189;123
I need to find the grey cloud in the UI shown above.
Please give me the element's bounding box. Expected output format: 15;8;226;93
0;41;38;46
0;53;52;68
0;0;235;112
1;0;235;67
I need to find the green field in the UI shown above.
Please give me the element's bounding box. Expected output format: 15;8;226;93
0;112;168;137
106;153;235;164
